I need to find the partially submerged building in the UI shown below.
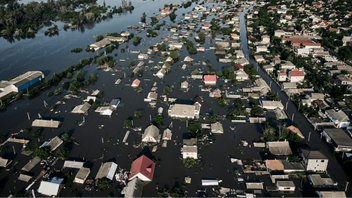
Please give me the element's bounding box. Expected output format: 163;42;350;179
71;102;91;114
300;149;328;172
0;157;12;167
63;160;85;169
211;122;224;133
74;167;91;184
31;119;61;128
37;177;64;196
322;128;352;152
95;162;118;180
266;141;292;155
122;177;144;198
142;125;161;143
21;156;41;172
182;138;198;159
128;155;155;181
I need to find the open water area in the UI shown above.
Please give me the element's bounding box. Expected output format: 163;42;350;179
0;0;352;197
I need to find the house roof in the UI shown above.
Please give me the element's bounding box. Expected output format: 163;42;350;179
325;109;349;122
95;162;118;180
75;167;90;181
287;125;305;139
37;178;64;196
18;174;32;182
272;57;281;61
63;160;85;169
132;79;141;87
301;148;327;159
246;182;263;189
204;75;216;82
184;138;197;146
0;157;10;167
281;160;305;171
277;181;295;187
123;177;144;197
32;119;61;128
302;43;321;47
290;70;304;76
46;136;63;151
71;102;91;114
147;92;158;100
261;100;284;108
142;125;160;142
308;174;336;187
323;128;352;147
169;104;196;117
203;24;210;28
9;71;43;88
109;99;121;106
316;191;346;198
129;155;155;181
162;128;172;140
193;96;202;105
22;156;41;172
211;122;224;133
266;159;284;171
234;63;244;69
279;72;287;76
266;141;292;155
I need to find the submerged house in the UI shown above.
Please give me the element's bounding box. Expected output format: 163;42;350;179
37;177;64;196
71;102;91;114
32;119;61;128
122;177;144;198
74;167;91;184
142;125;161;143
128;155;155;181
211;122;224;133
95;162;118;180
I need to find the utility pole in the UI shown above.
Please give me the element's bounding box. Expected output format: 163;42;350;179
27;112;30;121
286;102;288;109
308;132;311;142
345;181;349;192
292;113;294;122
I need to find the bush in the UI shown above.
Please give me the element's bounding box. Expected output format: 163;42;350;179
124;119;133;127
134;110;144;119
47;91;54;97
34;147;50;160
57;147;70;159
185;158;196;168
32;130;41;138
97;178;112;190
71;47;83;53
96;34;103;42
251;106;264;116
153;115;164;126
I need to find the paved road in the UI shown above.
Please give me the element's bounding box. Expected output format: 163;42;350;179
239;6;352;195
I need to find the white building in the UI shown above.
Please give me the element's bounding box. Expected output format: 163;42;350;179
300;149;328;172
168;103;200;119
156;69;166;79
288;70;305;82
276;181;295;191
182;138;198;159
260;100;284;110
142;125;161;143
325;109;350;128
277;72;287;81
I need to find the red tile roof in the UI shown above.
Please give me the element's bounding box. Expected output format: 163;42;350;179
329;28;339;32
214;93;221;98
161;9;171;14
266;160;284;171
204;75;216;82
290;70;304;76
272;57;281;61
234;63;244;69
203;24;210;28
132;79;140;87
279;72;287;76
129;155;155;181
267;6;276;9
302;43;321;47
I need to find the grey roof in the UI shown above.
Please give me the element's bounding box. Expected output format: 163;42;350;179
71;102;91;114
301;149;327;159
311;93;324;100
63;160;85;169
32;119;61;128
162;128;172;140
316;191;346;198
95;162;118;180
266;141;292;155
22;156;41;172
183;146;197;153
74;167;90;183
18;174;32;182
277;180;295;187
147;92;158;100
323;128;352;147
183;138;197;146
281;160;304;171
109;99;121;106
142;125;160;142
9;71;43;87
46;136;63;151
261;100;284;108
211;122;224;133
308;174;336;187
123;177;144;198
168;104;197;118
0;157;10;167
246;182;264;189
325;109;349;122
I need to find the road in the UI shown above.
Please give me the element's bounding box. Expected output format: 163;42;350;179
239;5;352;195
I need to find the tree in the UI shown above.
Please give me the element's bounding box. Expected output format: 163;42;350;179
34;147;50;160
153;115;164;126
218;97;228;106
263;122;276;141
96;34;103;42
32;130;41;138
338;47;352;60
134;110;144;119
188;122;201;133
140;12;146;23
170;51;180;59
185;158;196;168
251;106;264;116
266;91;280;101
88;74;98;82
191;69;198;75
97;178;112;190
216;70;223;77
169;12;177;21
208;115;217;123
76;71;85;81
170;188;184;197
137;70;143;77
61;133;70;142
57;147;70;159
188;47;197;54
158;187;169;197
234;98;244;107
124;119;133;127
249;97;258;106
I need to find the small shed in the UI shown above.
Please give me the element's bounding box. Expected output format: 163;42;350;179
74;167;91;184
276;181;295;191
63;160;85;169
0;157;12;167
95;162;118;180
211;122;224;134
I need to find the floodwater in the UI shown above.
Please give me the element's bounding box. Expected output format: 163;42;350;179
0;0;351;197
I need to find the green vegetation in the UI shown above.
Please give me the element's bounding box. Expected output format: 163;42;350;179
0;146;7;153
133;36;142;45
57;147;70;159
266;91;279;101
191;69;199;75
34;147;50;160
97;178;112;190
158;187;169;197
71;47;83;53
251;106;264;116
24;142;39;151
134;110;144;119
153;115;164;126
208;115;218;123
124;118;133;127
188;121;201;135
137;70;143;77
32;130;41;138
95;34;103;42
140;12;147;23
185;157;196;168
